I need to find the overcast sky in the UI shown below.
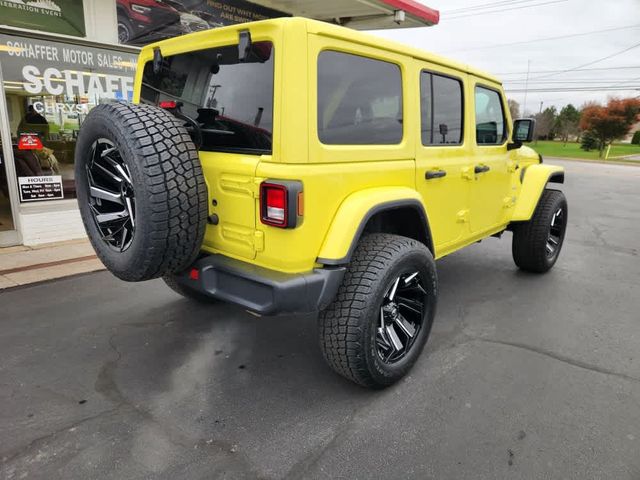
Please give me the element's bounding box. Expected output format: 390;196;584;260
370;0;640;115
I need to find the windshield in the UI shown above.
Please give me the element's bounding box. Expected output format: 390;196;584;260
140;42;274;154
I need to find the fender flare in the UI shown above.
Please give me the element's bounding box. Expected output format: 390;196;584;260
316;187;434;266
512;164;565;222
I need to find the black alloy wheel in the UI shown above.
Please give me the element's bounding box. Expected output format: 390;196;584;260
376;271;428;364
546;206;565;259
86;139;136;252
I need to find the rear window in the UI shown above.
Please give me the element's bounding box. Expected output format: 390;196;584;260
141;42;274;154
317;51;403;145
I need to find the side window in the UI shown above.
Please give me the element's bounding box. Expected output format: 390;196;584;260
475;86;507;145
318;51;403;145
421;72;463;145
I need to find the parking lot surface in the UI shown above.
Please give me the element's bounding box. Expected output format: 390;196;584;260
1;159;639;480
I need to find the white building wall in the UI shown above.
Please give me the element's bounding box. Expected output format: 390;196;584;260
19;202;86;246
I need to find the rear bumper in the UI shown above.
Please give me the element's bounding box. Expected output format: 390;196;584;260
173;255;345;315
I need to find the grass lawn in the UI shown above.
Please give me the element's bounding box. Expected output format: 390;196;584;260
532;141;640;161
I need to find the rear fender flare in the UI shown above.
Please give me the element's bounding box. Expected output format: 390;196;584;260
317;187;434;265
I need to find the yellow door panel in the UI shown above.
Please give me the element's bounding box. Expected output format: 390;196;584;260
413;63;471;254
468;82;513;234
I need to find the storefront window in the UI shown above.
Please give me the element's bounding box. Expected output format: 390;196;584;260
0;34;137;201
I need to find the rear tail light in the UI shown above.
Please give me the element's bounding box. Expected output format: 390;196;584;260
159;100;177;109
260;180;303;228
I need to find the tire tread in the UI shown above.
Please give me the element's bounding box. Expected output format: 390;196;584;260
318;234;432;388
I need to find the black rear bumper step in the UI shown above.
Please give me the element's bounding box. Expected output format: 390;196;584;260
172;254;345;315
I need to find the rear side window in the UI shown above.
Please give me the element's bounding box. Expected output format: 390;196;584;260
140;42;275;154
317;51;403;145
421;72;463;145
475;86;507;145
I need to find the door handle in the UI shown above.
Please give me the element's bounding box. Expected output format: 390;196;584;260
474;165;490;174
425;169;447;180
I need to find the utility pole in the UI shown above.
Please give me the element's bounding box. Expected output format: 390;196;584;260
522;59;531;116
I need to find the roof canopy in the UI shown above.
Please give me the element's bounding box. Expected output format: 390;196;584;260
253;0;439;29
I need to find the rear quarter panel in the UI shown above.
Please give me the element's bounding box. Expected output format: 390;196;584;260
252;24;419;273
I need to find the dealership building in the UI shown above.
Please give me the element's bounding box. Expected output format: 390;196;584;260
0;0;438;248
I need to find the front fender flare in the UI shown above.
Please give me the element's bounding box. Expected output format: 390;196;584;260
512;164;565;222
317;187;433;265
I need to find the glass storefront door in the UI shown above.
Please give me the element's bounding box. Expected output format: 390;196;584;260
0;32;137;246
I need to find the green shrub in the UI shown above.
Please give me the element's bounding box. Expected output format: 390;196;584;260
632;130;640;145
581;130;600;151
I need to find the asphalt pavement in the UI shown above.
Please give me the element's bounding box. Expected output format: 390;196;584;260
1;159;639;480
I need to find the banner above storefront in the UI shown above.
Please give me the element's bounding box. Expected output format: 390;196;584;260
117;0;288;45
116;0;439;45
0;0;86;37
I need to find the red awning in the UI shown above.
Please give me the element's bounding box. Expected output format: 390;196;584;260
252;0;439;29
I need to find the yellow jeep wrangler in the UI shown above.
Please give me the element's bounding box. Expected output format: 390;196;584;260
75;17;567;388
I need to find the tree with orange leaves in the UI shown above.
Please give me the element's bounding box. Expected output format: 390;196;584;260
580;98;640;157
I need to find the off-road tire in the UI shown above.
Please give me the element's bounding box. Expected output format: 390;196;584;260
318;234;438;389
512;189;568;273
75;102;208;282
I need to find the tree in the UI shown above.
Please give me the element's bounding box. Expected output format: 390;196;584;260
507;99;520;120
534;106;557;141
631;130;640;145
556;104;581;144
580;98;640;157
580;130;600;151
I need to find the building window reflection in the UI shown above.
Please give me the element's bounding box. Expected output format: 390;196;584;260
1;33;137;201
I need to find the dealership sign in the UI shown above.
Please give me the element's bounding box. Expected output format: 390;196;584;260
0;0;86;37
0;34;137;101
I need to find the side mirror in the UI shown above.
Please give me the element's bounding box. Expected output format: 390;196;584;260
509;118;535;150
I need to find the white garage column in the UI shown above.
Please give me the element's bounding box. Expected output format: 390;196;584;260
82;0;119;44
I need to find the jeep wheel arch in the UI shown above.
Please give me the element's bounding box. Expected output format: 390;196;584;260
511;164;565;222
317;189;434;266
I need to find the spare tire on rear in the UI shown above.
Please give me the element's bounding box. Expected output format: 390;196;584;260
75;102;208;282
